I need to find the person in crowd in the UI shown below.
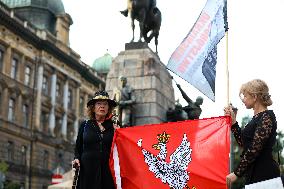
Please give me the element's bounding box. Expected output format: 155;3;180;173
72;90;120;189
224;79;280;187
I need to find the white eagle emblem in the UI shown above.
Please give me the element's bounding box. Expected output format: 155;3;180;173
137;132;192;189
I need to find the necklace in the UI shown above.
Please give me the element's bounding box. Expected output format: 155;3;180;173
97;122;105;132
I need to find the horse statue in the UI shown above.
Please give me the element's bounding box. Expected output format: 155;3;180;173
120;0;161;53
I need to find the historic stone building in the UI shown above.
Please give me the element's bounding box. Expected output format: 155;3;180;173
0;0;104;188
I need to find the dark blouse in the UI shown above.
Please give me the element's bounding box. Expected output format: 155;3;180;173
74;119;116;189
231;110;280;183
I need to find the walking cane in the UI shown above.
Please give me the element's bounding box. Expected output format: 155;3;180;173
72;163;80;189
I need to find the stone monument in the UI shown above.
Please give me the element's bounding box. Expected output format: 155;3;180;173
106;42;175;126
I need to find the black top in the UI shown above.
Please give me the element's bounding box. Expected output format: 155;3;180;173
74;119;116;189
231;110;280;184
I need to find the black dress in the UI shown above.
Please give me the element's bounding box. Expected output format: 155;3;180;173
74;119;116;189
231;110;280;184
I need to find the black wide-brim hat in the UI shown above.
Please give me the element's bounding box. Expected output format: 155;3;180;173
87;90;117;108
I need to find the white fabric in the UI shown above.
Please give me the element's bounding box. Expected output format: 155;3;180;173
245;177;284;189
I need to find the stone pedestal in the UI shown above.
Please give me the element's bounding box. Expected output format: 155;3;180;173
105;43;175;126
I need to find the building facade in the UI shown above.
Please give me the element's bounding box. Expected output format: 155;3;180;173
0;1;105;188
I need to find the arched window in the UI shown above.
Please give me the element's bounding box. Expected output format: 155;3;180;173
68;89;72;108
8;98;15;122
24;66;31;86
7;141;14;161
21;145;27;165
42;75;48;95
79;96;84;115
43;150;49;169
10;58;18;79
22;104;29;127
0;48;4;71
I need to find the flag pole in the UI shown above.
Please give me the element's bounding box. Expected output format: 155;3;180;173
226;31;233;168
222;0;233;180
226;32;230;106
224;7;234;188
226;29;234;189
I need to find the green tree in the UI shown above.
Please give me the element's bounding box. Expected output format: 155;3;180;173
4;182;21;189
0;161;8;173
273;130;284;173
0;161;21;189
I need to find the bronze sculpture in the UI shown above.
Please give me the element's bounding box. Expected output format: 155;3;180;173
113;76;136;127
121;0;161;53
176;84;203;120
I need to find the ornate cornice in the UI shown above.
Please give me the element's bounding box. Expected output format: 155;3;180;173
0;2;105;88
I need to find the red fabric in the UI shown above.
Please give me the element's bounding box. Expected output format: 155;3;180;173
110;116;231;189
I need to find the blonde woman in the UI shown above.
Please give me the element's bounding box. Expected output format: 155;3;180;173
72;91;119;189
224;79;280;187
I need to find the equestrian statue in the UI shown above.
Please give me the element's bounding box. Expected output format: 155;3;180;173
120;0;161;53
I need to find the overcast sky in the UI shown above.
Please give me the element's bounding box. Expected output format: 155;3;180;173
62;0;284;131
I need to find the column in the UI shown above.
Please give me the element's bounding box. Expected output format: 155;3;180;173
73;84;80;142
34;62;43;130
83;93;89;117
61;79;68;140
16;93;22;125
49;70;57;136
19;55;25;81
3;46;11;75
1;88;9;118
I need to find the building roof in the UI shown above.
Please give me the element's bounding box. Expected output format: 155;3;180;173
1;0;65;15
0;0;66;33
0;1;105;87
92;53;113;74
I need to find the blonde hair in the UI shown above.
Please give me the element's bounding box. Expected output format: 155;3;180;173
86;102;114;120
239;79;272;106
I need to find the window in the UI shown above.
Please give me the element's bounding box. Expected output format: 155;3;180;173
43;150;49;169
68;90;72;108
21;145;27;165
0;91;2;113
56;83;60;98
0;49;4;71
57;152;63;165
10;58;18;79
55;117;62;137
79;97;84;115
8;98;15;122
24;66;31;86
7;141;14;161
40;112;49;132
42;76;48;95
22;104;29;127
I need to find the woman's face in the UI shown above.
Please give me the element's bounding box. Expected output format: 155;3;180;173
240;92;256;109
94;100;109;117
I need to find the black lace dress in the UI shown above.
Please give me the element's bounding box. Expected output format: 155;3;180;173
74;119;116;189
231;110;280;184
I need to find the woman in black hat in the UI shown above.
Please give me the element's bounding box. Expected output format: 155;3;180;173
72;91;120;189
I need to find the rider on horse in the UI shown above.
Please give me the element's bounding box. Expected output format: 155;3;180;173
120;0;157;17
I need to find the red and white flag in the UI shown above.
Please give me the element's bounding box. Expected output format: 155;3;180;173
110;116;231;189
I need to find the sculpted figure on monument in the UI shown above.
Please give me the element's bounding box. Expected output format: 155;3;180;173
120;0;161;53
116;76;136;127
176;84;204;120
166;100;188;122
